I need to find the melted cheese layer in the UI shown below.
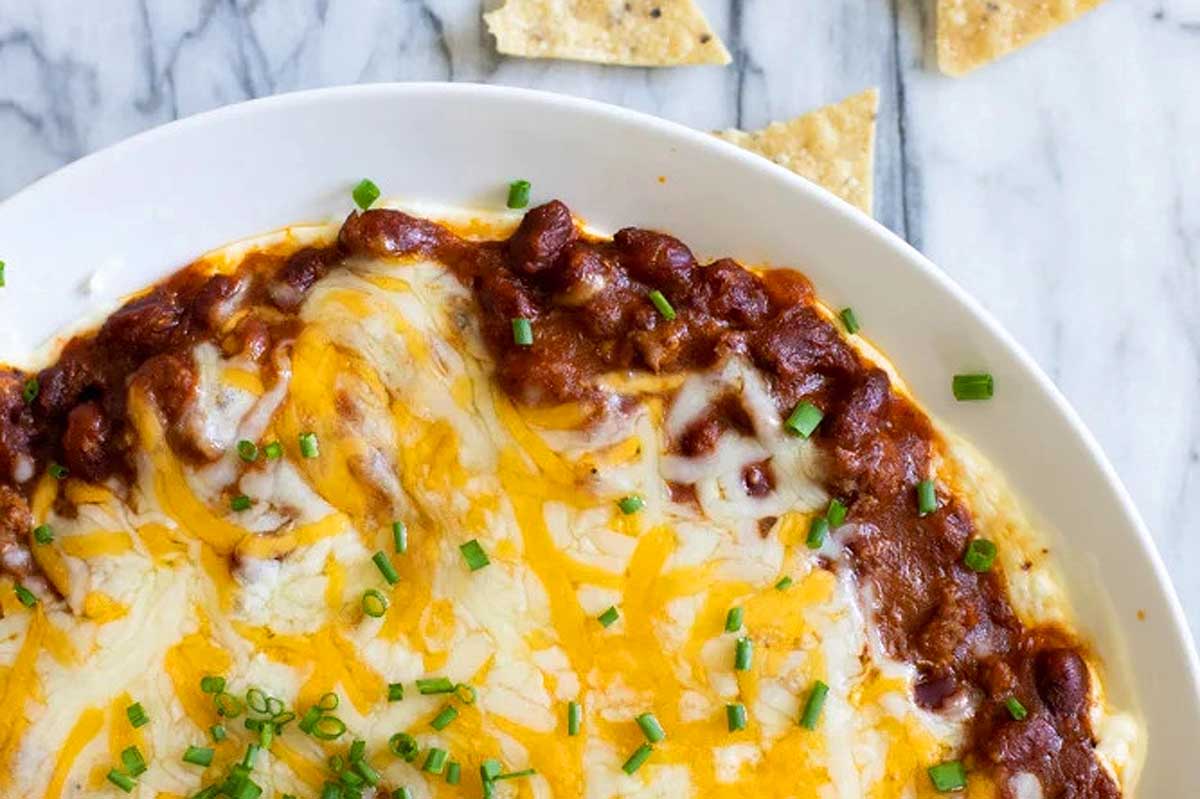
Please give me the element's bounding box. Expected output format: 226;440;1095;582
0;212;1137;798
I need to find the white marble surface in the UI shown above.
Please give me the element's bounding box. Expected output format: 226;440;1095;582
1;0;1198;637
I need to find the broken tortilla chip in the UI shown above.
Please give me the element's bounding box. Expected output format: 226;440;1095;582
937;0;1106;76
484;0;730;67
713;88;879;216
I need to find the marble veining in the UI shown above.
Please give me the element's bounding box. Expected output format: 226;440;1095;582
1;0;1199;638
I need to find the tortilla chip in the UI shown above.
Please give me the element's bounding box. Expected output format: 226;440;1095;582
484;0;731;67
713;88;878;216
937;0;1106;76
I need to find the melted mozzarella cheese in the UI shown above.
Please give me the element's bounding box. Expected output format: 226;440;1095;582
0;209;1138;799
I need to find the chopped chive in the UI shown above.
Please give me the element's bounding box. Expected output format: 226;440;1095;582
806;515;829;549
311;715;346;740
635;712;665;743
916;479;938;517
339;767;361;787
389;732;419;761
734;637;753;671
200;675;226;694
353;179;381;210
726;703;747;732
107;769;136;793
230;495;252;512
14;584;36;608
511;317;533;347
349;739;366;762
481;758;502;782
454;682;477;704
964;538;997;573
567;701;581;736
259;722;273;750
126;702;149;728
392;521;408;554
416;676;455;695
372;551;400;585
422;747;448;774
395;789;413;799
387;682;404;702
648;290;677;321
263;441;283;460
446;761;462;785
827;497;848;527
784;400;823;438
22;378;38;404
622;743;653;775
952;372;994;401
121;745;148;776
317;692;339;711
246;688;268;714
774;576;794;590
617;495;644;515
194;787;221;799
215;691;244;717
355;759;381;786
361;588;388;618
507;180;531;209
597;606;620;628
1004;696;1028;721
724;607;743;633
839;307;860;335
236;440;258;463
928;760;967;792
32;524;53;545
431;705;459;731
210;724;227;742
320;783;341;799
48;462;68;480
298;432;320;459
0;261;5;287
297;707;321;734
184;745;215;767
494;768;536;781
459;539;490;571
799;680;830;730
241;743;261;767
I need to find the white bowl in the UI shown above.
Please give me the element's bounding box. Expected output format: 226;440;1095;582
0;83;1195;794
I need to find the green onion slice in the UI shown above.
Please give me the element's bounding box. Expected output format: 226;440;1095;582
122;744;148;776
389;733;420;762
806;515;829;549
621;743;653;775
362;589;388;618
799;680;830;730
431;705;459;731
311;715;346;741
507;180;531;209
107;769;136;793
784;400;823;438
298;432;320;459
200;675;226;694
454;682;477;704
32;524;53;545
245;688;268;714
446;761;462;785
597;606;620;628
459;539;490;571
210;724;227;742
617;495;644;515
928;760;967;792
916;479;938;517
263;441;283;460
48;462;68;480
372;551;400;585
964;538;997;573
648;290;677;321
14;584;37;608
952;372;994;401
511;317;533;347
726;703;747;732
635;712;665;743
317;691;339;711
734;637;753;671
353;179;381;210
827;497;848;527
1005;696;1028;721
22;378;38;404
774;576;794;590
839;307;860;335
215;692;244;718
230;495;252;512
724;606;743;633
567;701;582;736
392;521;408;554
494;768;536;781
236;440;258;462
387;682;404;702
184;745;215;767
422;747;448;774
126;702;149;728
416;676;455;695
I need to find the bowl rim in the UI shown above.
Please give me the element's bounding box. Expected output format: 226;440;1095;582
2;80;1197;771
